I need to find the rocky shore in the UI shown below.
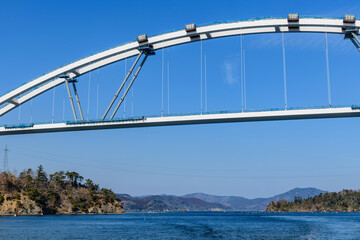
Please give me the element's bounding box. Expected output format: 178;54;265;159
0;166;124;216
0;193;123;216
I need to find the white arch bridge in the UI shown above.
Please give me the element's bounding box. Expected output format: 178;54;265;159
1;15;360;135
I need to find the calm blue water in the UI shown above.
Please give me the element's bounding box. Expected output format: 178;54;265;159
1;212;360;239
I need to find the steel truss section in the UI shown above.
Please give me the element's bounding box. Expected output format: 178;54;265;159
65;79;78;121
103;46;155;120
102;52;143;119
345;28;360;51
61;74;84;121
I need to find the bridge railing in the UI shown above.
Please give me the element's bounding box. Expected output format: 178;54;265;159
1;104;360;130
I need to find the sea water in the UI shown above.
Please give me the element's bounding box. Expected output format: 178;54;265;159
0;212;360;239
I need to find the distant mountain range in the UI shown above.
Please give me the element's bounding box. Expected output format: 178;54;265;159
118;194;231;212
118;187;327;212
184;187;327;211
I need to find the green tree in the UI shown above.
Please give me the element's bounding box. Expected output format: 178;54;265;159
36;165;48;183
85;179;99;191
65;171;83;187
101;188;116;204
85;179;94;189
49;171;66;187
28;187;46;209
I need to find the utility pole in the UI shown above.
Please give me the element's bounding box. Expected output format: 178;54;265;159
3;145;8;172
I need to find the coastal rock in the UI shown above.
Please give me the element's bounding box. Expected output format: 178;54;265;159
0;168;124;216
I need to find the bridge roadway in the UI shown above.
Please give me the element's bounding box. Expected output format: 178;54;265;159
1;106;360;135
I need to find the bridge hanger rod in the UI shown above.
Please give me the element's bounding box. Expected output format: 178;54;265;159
325;32;332;107
200;40;203;114
102;52;143;120
240;35;244;112
64;79;78;121
282;32;288;110
110;54;149;120
71;81;84;121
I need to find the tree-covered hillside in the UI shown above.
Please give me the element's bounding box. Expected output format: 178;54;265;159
0;166;123;215
267;190;360;212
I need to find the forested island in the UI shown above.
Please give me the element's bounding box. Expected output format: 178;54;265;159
0;166;123;215
266;190;360;212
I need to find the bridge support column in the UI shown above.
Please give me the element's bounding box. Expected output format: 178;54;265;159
64;79;78;121
71;80;84;121
62;74;84;121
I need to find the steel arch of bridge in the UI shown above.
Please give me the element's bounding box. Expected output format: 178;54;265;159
1;17;360;118
1;16;360;136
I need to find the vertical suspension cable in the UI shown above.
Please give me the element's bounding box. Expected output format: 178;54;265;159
243;49;247;111
161;47;164;116
62;84;65;121
205;41;207;112
123;59;127;119
52;86;56;123
18;93;21;123
131;58;134;116
241;35;244;112
131;88;134;117
200;40;203;114
96;69;99;119
325;32;332;107
168;60;170;115
282;32;288;110
30;99;33;122
123;95;126;118
87;71;91;120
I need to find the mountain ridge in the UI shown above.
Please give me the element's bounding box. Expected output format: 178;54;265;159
118;187;326;212
184;187;327;211
118;194;230;212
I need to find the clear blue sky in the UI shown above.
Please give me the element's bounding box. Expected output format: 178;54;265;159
1;0;360;198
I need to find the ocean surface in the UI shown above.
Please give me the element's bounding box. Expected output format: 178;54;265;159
1;212;360;239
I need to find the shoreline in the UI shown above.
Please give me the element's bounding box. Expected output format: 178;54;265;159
2;211;360;217
0;212;125;217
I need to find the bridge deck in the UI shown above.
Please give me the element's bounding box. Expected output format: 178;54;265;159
1;106;360;135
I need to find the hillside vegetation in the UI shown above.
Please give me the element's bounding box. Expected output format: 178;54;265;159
0;166;123;215
267;190;360;212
